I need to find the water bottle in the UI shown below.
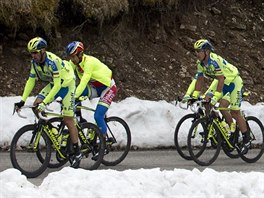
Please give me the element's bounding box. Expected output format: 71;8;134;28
61;129;69;147
230;122;236;133
51;128;59;136
221;120;230;133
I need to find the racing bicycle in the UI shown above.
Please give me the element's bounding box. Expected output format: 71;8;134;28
10;105;105;178
187;100;264;166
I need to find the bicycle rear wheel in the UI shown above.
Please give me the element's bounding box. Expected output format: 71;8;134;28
102;116;131;166
188;117;221;166
240;116;264;163
10;124;51;178
174;113;198;160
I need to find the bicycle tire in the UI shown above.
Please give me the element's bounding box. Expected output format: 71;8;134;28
10;124;51;178
240;116;264;163
36;117;68;168
79;122;105;170
102;116;131;166
188;117;222;166
174;113;198;160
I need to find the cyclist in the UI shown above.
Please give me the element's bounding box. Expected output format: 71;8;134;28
184;39;251;154
14;37;82;168
182;74;236;133
65;41;117;140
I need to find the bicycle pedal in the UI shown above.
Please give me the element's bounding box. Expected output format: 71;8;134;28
80;148;90;153
106;137;115;145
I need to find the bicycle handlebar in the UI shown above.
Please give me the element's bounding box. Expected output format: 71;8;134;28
38;112;49;121
179;102;189;110
14;104;62;121
15;105;36;119
189;100;207;113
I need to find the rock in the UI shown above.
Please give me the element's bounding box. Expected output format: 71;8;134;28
17;33;29;41
211;7;222;15
180;24;197;32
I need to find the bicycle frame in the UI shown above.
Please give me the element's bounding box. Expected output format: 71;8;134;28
190;101;235;149
41;112;90;145
35;110;91;159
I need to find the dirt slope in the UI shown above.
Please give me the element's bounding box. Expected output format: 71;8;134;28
0;0;263;104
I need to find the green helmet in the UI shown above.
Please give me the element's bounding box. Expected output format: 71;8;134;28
27;37;47;52
194;39;214;51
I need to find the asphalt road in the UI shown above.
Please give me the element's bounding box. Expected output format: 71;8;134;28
1;149;263;186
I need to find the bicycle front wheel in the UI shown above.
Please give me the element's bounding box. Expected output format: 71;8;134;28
174;113;198;160
240;116;264;163
188;117;221;166
102;116;131;166
10;124;51;178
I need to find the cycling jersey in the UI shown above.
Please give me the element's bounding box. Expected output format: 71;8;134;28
196;52;239;85
70;54;117;134
195;52;243;110
21;52;75;105
70;54;112;98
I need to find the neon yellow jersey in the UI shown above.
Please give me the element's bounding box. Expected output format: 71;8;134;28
21;52;75;104
70;54;112;98
196;52;239;85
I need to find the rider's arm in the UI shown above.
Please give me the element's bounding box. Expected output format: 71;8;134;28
21;66;36;102
212;75;224;101
185;78;196;96
185;73;199;96
204;79;218;97
192;62;205;98
215;75;224;93
193;73;204;98
75;63;93;98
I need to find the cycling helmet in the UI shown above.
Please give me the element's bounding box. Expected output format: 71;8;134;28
194;39;214;51
27;37;47;53
66;41;84;56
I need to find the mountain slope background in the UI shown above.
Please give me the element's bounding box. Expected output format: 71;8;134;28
0;0;263;104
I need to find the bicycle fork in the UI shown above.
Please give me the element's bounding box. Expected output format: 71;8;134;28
27;126;42;152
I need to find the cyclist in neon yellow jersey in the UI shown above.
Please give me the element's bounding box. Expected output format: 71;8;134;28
65;41;117;138
183;74;236;133
188;39;251;154
14;37;81;168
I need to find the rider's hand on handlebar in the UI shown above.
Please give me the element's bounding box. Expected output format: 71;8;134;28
75;96;88;104
14;101;25;113
182;95;192;103
37;102;46;112
210;97;218;106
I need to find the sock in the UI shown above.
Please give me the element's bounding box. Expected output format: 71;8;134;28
242;131;250;143
75;110;82;121
73;143;80;155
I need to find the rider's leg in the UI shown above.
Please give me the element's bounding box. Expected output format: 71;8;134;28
231;110;247;133
219;98;233;126
75;86;91;123
94;104;108;138
94;81;117;137
230;76;250;153
62;82;82;167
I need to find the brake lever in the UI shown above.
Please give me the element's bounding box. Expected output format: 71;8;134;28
13;104;17;115
175;96;182;106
